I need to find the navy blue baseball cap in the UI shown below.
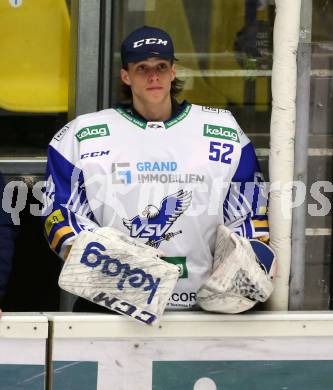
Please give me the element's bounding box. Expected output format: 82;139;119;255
121;26;176;66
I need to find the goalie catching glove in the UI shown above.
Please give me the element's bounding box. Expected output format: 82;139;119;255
197;225;276;314
59;227;180;326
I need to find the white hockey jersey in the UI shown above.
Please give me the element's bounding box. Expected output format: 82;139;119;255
43;103;269;309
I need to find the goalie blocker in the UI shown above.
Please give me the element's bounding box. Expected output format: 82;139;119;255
59;227;180;326
197;225;276;314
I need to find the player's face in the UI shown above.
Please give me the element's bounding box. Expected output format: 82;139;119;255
120;58;176;106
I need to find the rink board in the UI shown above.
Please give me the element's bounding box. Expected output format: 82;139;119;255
49;311;333;390
0;314;48;390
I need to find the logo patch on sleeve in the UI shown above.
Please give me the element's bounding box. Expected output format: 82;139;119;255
75;124;110;142
45;209;65;236
203;124;240;143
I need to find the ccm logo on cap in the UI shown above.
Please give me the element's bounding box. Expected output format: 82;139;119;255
133;38;168;48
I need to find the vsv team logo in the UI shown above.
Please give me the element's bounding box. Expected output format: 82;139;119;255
123;190;192;248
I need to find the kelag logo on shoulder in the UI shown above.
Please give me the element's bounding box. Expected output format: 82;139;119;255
76;124;110;142
203;124;240;143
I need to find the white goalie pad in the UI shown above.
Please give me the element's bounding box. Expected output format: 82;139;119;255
59;227;180;326
197;225;276;314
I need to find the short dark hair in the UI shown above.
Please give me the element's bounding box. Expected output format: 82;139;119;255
120;62;185;101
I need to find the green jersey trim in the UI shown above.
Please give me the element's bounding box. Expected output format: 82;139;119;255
115;108;146;129
115;103;192;129
165;103;191;128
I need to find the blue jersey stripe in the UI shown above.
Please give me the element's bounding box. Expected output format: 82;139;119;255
223;142;269;239
43;145;98;254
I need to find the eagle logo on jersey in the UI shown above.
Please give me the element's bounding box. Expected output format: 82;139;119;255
123;190;192;248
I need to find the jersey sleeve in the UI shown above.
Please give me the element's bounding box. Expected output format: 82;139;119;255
42;123;100;260
223;141;269;243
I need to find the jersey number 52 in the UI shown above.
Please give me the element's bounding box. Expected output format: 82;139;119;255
208;141;234;164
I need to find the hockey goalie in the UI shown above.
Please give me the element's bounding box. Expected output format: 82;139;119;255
43;25;276;326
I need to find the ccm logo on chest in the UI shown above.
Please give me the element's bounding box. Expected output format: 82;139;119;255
80;150;110;159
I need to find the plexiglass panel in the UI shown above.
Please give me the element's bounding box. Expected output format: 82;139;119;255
304;0;333;309
110;0;274;136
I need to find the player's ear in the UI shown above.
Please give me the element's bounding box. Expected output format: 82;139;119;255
120;68;131;86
